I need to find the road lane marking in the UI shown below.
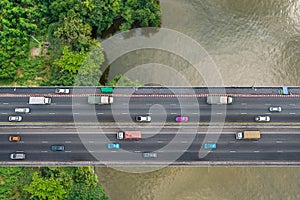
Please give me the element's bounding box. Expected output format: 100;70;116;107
97;113;104;115
88;141;95;143
73;113;80;115
290;104;295;106
134;151;141;153
216;113;223;115
230;150;236;153
49;113;55;115
192;113;198;114
41;151;48;153
65;141;72;143
122;113;128;114
171;113;177;115
181;141;188;143
3;103;8;105
276;141;283;143
277;150;283;153
146;113;152;114
265;113;271;115
42;141;48;143
1;113;7;114
265;103;271;106
254;150;260;153
241;113;247;115
111;151;117;153
289;113;296;115
65;151;72;153
89;150;94;153
157;141;163;143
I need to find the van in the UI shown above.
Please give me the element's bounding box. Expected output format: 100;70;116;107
15;108;30;113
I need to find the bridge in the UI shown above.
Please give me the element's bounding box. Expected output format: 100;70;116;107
1;86;300;166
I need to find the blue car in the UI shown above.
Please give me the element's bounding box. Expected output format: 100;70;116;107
107;143;120;149
51;145;65;151
203;143;217;149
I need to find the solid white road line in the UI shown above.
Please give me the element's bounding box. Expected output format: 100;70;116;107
42;141;48;143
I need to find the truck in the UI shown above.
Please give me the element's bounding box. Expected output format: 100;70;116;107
88;96;113;104
206;96;233;105
117;131;142;140
29;97;51;105
236;130;261;140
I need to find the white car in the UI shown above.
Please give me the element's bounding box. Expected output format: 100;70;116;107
10;152;25;160
269;106;282;112
55;88;70;94
8;116;23;122
15;107;30;113
255;116;270;122
136;116;151;122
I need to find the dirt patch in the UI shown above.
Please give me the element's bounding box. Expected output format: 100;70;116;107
30;47;41;57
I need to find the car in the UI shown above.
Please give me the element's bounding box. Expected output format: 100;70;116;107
8;116;22;122
9;135;21;142
51;145;65;151
175;116;189;122
55;88;70;94
135;115;151;122
203;143;217;149
255;115;271;122
269;106;282;112
107;143;120;149
10;152;25;160
14;107;30;113
143;152;157;158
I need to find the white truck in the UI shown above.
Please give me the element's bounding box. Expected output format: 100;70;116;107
88;96;113;104
29;97;51;105
206;96;233;105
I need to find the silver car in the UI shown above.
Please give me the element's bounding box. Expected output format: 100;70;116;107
255;116;270;122
55;88;70;94
10;152;25;160
269;106;282;112
8;116;23;122
143;152;157;158
15;107;30;113
136;116;151;122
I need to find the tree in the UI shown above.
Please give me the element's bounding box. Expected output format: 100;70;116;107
24;172;67;200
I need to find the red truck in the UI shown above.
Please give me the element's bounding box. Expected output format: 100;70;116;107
117;131;142;140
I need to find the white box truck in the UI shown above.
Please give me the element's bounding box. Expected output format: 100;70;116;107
29;97;51;105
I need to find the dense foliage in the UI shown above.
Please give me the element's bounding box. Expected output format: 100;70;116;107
0;167;108;200
0;0;161;86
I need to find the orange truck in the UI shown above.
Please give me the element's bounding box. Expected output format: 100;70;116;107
117;131;142;140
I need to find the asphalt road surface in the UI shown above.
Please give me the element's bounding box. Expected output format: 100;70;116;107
1;128;300;162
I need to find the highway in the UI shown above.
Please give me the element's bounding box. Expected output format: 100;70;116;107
1;128;300;163
0;95;300;124
1;86;300;165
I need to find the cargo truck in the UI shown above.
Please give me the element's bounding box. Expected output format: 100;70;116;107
88;96;113;104
117;131;142;140
236;130;260;140
29;97;51;105
207;96;233;105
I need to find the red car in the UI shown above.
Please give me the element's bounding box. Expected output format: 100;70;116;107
175;116;189;122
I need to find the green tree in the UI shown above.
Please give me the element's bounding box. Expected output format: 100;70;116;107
24;172;67;200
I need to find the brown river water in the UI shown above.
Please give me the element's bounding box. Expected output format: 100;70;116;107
96;0;300;199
